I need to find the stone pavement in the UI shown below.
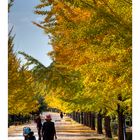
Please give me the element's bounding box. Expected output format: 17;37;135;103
8;112;113;140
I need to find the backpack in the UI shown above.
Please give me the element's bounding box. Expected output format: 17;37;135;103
23;127;31;136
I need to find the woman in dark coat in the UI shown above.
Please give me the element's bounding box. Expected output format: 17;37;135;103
42;115;57;140
35;115;42;140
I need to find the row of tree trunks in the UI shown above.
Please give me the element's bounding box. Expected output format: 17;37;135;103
71;112;102;133
71;111;113;138
8;114;31;126
70;95;126;140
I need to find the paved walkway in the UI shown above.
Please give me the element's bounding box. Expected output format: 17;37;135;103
8;112;114;140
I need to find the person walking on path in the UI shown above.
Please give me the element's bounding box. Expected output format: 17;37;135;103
60;112;63;119
42;115;57;140
35;115;42;140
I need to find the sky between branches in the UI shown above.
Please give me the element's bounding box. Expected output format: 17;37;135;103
9;0;52;67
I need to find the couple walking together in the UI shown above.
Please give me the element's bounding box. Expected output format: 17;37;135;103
35;115;57;140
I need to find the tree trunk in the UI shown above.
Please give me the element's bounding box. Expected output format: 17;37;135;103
77;112;80;123
73;112;76;120
86;112;88;126
118;106;125;140
88;112;91;127
83;112;86;125
104;116;112;138
97;113;103;134
118;95;125;140
81;112;84;124
84;112;87;126
91;112;96;130
87;112;90;127
75;112;78;122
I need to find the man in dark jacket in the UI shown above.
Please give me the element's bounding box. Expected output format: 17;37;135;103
35;115;42;140
42;115;57;140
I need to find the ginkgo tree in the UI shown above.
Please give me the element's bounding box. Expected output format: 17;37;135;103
8;0;49;116
8;30;49;116
9;33;37;115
